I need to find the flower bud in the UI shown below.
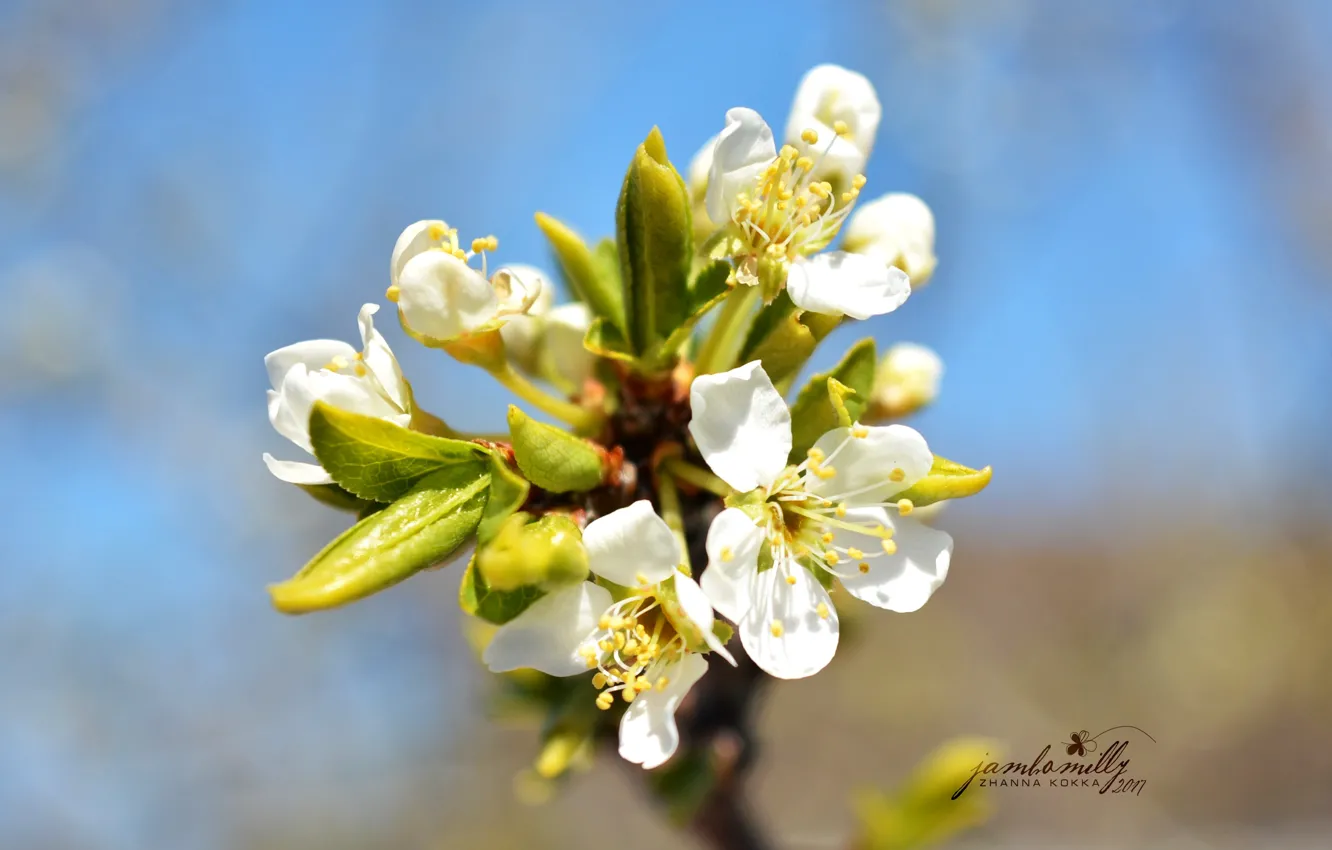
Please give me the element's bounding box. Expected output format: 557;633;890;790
870;343;943;419
475;513;590;592
785;64;881;185
841;193;937;287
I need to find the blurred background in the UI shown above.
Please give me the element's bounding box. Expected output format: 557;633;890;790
3;0;1331;847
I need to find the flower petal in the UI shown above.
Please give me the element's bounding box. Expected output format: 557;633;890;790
497;264;556;366
688;361;791;493
701;507;764;623
785;252;910;320
841;193;937;286
583;500;680;588
262;453;333;485
356;303;409;411
397;250;499;341
687;133;719;198
482;581;612;676
540;303;596;387
618;653;708;769
785;64;881;183
705;108;776;223
739;559;839;680
390;219;449;287
836;507;952;613
672;570;735;665
264;339;357;391
805;423;933;504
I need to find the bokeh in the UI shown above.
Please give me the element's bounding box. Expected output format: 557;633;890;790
3;0;1331;847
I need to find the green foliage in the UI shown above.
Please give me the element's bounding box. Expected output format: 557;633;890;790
507;405;606;492
475;512;589;591
651;259;732;368
296;481;373;513
895;456;993;507
535;212;626;335
788;338;878;461
617;127;693;355
270;466;490;614
308;401;487;502
460;554;548;625
739;292;842;387
853;738;998;850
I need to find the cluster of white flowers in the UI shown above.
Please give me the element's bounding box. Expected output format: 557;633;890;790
262;64;957;771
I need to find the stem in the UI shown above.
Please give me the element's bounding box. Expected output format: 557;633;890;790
491;363;603;434
695;285;760;375
657;470;692;573
661;457;733;499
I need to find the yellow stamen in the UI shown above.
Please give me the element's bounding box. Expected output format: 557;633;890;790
770;620;785;637
897;499;914;516
889;467;906;483
816;603;830;619
385;285;400;303
801;128;819;145
833;120;850;136
882;539;898;555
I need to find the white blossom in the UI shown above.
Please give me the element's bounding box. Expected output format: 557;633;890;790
483;501;734;769
704;107;910;319
387;220;542;345
689;362;953;679
263;304;410;485
842;193;937;287
785;64;882;186
873;342;944;417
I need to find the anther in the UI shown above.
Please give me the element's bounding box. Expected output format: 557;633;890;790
833;120;850;136
847;547;864;559
889;467;906;483
858;561;871;574
835;502;848;518
852;174;867;189
824;551;840;566
385;286;400;302
821;532;834;544
770;620;785;637
471;238;489;253
816;603;830;619
882;539;898;555
427;224;446;241
801;128;819;145
656;677;670;691
897;499;914;516
635;572;649;587
592;672;608;689
852;425;869;439
596;692;614;710
785;575;797;586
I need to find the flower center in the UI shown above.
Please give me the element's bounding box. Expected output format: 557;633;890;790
761;426;916;582
385;224;500;303
728;125;867;267
579;592;685;710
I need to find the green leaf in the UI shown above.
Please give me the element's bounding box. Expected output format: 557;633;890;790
507;405;606;493
651;260;732;368
617;127;692;354
460;554;548;625
788;338;878;462
270;465;490;614
894;456;993;507
583;316;638;364
308;402;487;502
535;212;626;335
476;450;531;545
296;482;373;513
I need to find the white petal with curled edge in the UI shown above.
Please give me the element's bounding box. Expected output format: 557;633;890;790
264;339;357;391
688;361;791;493
706;108;776;223
672;570;735;665
701;508;764;623
397;250;499;341
836;508;953;613
356;303;409;411
687;133;719;197
390;219;448;287
482;581;613;676
805;423;932;504
541;303;596;387
583;500;680;588
785;252;910;320
268;380;312;450
262;453;333;485
618;653;708;769
738;560;839;680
